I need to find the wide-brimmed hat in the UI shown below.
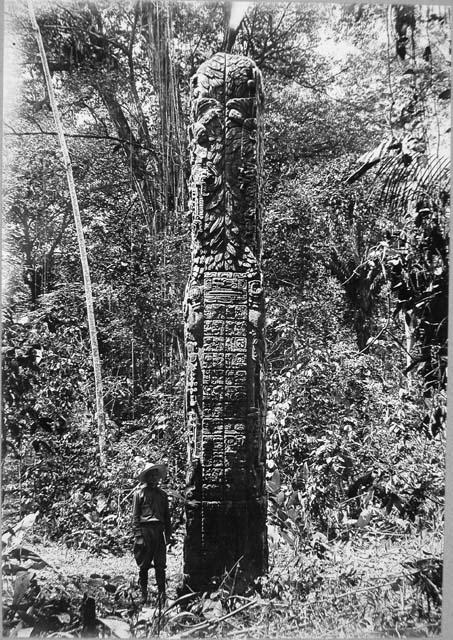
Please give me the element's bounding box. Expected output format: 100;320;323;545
138;462;168;484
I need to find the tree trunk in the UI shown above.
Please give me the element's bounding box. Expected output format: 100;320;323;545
183;53;267;593
222;0;247;53
27;0;107;467
404;314;414;388
144;0;187;232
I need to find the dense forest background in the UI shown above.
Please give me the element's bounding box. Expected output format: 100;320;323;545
2;1;451;638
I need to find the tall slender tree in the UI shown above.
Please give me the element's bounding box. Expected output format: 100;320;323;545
27;0;106;466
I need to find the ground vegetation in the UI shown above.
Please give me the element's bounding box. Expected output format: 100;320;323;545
2;2;450;637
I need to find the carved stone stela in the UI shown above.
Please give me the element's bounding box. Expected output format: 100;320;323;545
183;53;267;591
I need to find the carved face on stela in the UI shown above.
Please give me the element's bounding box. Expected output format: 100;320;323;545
188;285;203;312
190;53;262;103
189;54;263;145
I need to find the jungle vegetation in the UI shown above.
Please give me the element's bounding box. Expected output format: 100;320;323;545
2;1;450;637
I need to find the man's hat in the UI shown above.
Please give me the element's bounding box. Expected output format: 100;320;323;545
138;462;168;484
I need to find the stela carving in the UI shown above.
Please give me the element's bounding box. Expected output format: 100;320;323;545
183;53;267;592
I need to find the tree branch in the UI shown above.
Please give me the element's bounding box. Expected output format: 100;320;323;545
4;123;156;154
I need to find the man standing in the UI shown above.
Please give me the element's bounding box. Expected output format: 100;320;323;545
132;461;171;605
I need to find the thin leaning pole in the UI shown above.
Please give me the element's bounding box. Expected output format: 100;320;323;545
27;0;106;466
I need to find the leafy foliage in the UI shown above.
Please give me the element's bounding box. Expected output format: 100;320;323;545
2;2;449;638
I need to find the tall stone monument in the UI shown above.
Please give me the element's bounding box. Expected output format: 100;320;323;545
183;53;267;592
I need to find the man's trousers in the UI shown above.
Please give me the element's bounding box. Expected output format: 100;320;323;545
134;522;166;599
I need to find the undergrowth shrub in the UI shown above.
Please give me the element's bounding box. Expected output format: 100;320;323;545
2;299;186;555
265;289;445;551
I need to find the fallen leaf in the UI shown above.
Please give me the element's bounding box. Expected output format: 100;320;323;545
13;571;33;606
99;617;131;639
56;613;71;624
202;599;223;620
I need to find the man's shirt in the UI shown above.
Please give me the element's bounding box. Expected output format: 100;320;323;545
132;486;171;541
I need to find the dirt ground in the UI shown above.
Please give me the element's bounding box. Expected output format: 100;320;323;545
33;536;185;600
4;529;442;638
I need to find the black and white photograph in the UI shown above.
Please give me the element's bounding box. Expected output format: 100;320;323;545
1;1;451;637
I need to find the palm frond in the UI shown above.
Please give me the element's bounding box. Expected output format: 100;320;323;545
346;134;450;212
381;154;450;211
346;137;401;184
381;156;412;209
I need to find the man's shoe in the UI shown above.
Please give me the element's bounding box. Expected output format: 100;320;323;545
139;572;148;605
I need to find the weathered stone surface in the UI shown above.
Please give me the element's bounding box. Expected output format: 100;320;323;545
183;52;267;592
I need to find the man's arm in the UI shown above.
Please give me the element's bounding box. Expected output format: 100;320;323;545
163;493;171;543
132;490;143;539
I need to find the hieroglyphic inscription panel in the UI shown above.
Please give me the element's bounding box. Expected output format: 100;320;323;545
202;273;248;509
